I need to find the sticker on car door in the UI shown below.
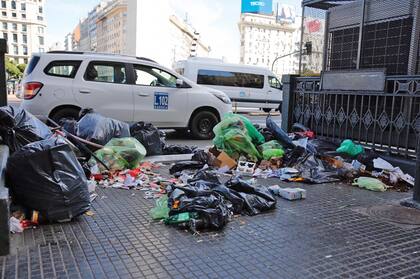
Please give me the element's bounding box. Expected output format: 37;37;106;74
154;92;169;110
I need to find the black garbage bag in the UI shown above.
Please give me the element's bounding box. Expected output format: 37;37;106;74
191;149;209;163
168;184;229;230
169;161;205;175
76;112;130;146
226;178;276;216
6;137;90;222
60;119;78;135
188;169;221;184
308;139;339;154
0;106;52;153
266;116;295;149
163;144;197;155
130;122;163;156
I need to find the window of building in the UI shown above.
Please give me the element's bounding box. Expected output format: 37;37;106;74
22;34;27;44
22;46;27;55
21;13;26;19
84;62;127;84
12;23;17;31
38;6;43;13
134;65;178;88
39;48;44;52
11;1;16;10
2;33;7;41
38;36;44;45
37;16;43;20
38;26;43;33
197;70;264;89
12;12;16;17
2;22;6;30
44;60;82;78
13;45;18;55
22;24;26;32
12;33;17;43
1;1;6;8
1;11;5;16
21;3;26;11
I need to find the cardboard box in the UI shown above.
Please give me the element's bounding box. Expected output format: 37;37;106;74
209;148;237;170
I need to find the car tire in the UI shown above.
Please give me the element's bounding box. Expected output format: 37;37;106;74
263;108;272;113
50;107;80;124
190;111;218;140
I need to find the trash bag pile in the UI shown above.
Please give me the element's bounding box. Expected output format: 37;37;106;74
150;173;276;233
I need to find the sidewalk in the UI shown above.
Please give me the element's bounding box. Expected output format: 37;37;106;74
1;165;420;279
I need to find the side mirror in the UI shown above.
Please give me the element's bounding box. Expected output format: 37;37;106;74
176;79;184;88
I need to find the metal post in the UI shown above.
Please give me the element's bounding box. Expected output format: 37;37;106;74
356;0;366;69
298;6;305;75
0;39;7;107
401;124;420;209
322;11;330;72
281;74;298;132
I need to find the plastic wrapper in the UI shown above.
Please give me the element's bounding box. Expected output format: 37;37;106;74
266;116;295;149
337;139;364;157
0;106;52;153
150;196;170;220
91;137;146;171
353;177;388;192
6;137;90;222
191;150;209;163
130;122;163;156
213;115;262;161
75;112;130;147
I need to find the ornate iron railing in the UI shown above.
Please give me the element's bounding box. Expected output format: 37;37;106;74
291;76;420;158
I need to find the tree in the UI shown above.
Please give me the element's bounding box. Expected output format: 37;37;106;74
5;59;21;79
17;63;26;74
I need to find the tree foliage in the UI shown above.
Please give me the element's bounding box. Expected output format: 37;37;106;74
5;59;26;79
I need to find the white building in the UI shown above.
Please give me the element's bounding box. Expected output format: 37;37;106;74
69;0;209;67
0;0;46;64
63;32;72;51
48;40;63;51
238;11;299;78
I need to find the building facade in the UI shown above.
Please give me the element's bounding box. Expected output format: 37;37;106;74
0;0;46;64
238;11;300;78
68;0;209;67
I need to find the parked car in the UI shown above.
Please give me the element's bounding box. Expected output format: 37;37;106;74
174;57;283;113
20;51;232;139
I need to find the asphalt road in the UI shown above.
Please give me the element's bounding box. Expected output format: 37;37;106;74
8;97;281;149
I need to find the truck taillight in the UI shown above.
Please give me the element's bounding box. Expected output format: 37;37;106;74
23;82;43;100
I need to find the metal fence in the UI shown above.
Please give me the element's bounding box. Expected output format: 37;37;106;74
288;75;420;158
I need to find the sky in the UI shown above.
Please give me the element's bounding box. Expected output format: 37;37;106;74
45;0;301;63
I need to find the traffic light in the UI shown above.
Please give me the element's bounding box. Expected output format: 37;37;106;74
305;42;312;55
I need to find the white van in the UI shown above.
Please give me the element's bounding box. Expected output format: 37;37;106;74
19;52;232;139
174;57;283;112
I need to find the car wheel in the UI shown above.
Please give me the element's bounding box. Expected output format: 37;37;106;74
263;108;272;113
190;111;218;140
50;107;80;125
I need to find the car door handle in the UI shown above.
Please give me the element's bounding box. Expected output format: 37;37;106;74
137;93;150;97
268;90;273;93
79;89;91;94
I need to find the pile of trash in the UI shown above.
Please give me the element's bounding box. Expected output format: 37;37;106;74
0;106;197;233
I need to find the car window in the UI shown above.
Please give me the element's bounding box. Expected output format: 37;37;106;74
134;65;177;88
197;69;264;89
268;76;282;89
44;60;81;78
24;55;40;77
85;62;127;84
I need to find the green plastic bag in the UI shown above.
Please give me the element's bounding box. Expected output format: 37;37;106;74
352;177;388;192
262;149;285;160
337;139;364;157
164;212;192;224
213;114;262;161
90;137;147;171
150;196;170;220
258;140;284;160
